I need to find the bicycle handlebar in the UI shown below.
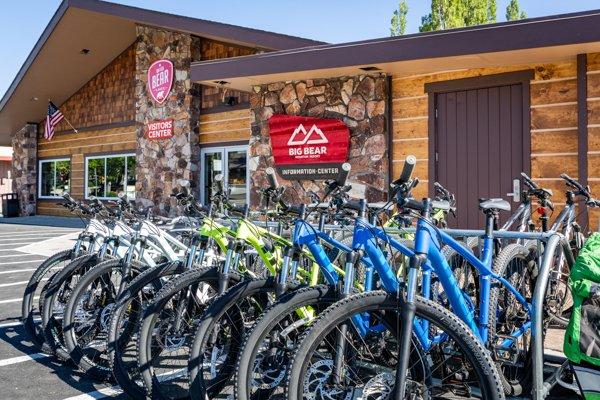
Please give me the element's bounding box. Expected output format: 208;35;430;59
265;167;278;190
560;173;590;197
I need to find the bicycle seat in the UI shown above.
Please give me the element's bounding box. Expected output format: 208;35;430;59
478;198;511;212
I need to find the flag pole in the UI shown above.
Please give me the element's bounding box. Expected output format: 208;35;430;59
63;117;78;134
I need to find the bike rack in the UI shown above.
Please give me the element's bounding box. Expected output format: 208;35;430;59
251;219;577;399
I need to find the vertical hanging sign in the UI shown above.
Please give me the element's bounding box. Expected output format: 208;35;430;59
147;59;174;104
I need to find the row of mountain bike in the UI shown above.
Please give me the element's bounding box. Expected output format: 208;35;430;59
20;155;599;400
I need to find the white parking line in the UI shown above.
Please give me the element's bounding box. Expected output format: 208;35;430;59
0;253;49;258
62;386;123;400
0;260;46;266
0;268;37;275
0;231;75;237
0;296;35;305
0;280;30;288
0;318;39;329
0;242;37;246
0;352;49;367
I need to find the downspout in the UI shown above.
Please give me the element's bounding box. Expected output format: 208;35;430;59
386;74;394;201
577;54;589;227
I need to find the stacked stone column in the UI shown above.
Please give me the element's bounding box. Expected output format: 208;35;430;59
134;25;202;215
11;123;37;216
249;74;389;206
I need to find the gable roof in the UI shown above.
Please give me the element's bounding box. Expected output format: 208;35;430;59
0;0;324;145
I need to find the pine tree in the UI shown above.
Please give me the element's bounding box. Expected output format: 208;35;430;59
419;0;497;32
506;0;527;21
390;0;409;36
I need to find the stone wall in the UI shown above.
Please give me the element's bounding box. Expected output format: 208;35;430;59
11;124;37;216
134;25;202;215
249;74;389;206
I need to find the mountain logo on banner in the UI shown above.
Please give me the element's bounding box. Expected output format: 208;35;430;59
287;124;329;146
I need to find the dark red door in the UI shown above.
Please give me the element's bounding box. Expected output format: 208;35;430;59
434;84;527;228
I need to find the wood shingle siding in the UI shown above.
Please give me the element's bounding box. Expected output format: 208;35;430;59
199;108;251;144
588;53;600;229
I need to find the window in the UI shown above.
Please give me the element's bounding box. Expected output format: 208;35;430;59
38;158;71;198
85;153;136;199
200;146;248;205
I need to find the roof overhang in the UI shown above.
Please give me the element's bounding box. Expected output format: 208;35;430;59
0;0;324;146
191;9;600;92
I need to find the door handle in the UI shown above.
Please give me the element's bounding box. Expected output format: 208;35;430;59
506;179;520;202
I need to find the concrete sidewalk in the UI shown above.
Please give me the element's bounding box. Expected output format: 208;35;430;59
0;215;85;229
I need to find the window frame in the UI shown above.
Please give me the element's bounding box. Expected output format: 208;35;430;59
84;152;136;200
199;145;249;205
38;157;71;199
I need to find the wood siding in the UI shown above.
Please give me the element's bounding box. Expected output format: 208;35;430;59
199;108;251;145
392;61;579;205
588;53;600;229
40;44;136;136
37;125;137;216
199;39;255;109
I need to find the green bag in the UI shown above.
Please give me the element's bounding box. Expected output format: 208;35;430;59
564;232;600;367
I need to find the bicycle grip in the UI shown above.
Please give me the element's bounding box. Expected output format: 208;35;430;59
336;162;351;187
399;155;417;183
265;167;279;189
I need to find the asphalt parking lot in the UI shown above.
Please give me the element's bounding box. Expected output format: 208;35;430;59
0;221;129;400
0;219;582;400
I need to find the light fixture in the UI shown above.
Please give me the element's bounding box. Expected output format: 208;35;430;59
359;66;381;71
80;48;91;55
30;97;38;102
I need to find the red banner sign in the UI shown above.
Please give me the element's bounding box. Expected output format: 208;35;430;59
147;59;173;104
268;115;350;180
146;118;174;140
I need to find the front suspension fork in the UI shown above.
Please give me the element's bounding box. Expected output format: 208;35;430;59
394;253;425;400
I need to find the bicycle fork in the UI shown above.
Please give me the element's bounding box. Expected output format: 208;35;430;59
331;250;358;385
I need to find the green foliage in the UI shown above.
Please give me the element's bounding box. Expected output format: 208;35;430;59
390;0;409;36
419;0;497;32
505;0;527;21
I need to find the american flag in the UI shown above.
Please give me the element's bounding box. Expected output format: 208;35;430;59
45;101;64;141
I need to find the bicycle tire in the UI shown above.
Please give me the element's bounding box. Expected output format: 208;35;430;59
234;284;339;400
22;249;74;352
62;258;150;381
137;266;241;400
188;277;296;400
108;260;187;399
286;291;505;400
488;243;535;396
41;253;105;361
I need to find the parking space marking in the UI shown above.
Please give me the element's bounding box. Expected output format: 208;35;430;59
0;268;37;275
0;296;35;305
62;385;122;400
0;259;46;266
0;280;31;288
0;352;49;367
0;319;40;329
0;230;75;236
0;242;38;246
0;253;49;258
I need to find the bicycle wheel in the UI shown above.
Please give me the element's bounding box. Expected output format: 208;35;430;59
107;260;187;399
22;249;75;352
234;285;339;400
286;291;505;400
488;243;536;396
62;258;152;380
137;266;241;400
188;277;291;400
41;253;105;361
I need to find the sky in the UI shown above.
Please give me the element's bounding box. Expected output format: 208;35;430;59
1;0;600;97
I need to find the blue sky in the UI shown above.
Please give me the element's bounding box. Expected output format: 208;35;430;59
1;0;600;96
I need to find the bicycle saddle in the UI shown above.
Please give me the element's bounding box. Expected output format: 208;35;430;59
478;198;511;212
